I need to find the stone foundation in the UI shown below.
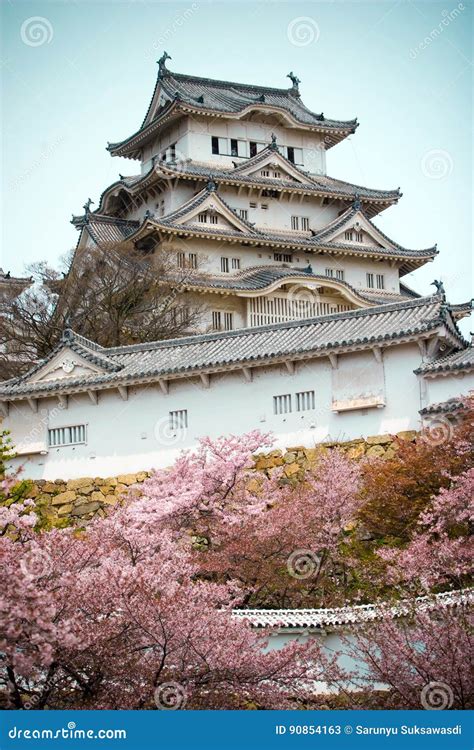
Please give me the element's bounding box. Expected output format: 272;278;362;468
7;431;417;529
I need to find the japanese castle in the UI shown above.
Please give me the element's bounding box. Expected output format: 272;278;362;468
2;55;472;479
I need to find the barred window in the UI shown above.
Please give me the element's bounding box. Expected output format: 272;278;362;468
238;209;248;221
169;410;188;430
296;390;315;412
376;274;385;289
336;269;344;280
366;273;374;288
223;312;233;331
212;311;222;330
325;268;334;278
198;212;207;223
231;258;240;270
273;394;292;415
188;253;197;269
177;252;186;268
355;231;363;242
220;257;229;273
48;425;87;448
291;216;299;230
209;214;218;225
344;230;354;241
301;217;310;231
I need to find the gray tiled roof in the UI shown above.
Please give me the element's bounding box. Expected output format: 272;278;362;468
419;396;471;416
0;296;464;399
158;71;356;130
71;215;140;244
415;346;474;375
232;589;472;630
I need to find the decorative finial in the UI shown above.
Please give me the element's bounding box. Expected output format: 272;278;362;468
144;209;154;220
83;198;94;220
287;71;301;93
269;133;278;151
431;279;446;298
207;179;217;192
353;193;361;211
303;262;313;275
157;51;171;78
119;173;124;180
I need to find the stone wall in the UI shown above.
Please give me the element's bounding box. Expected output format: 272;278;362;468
9;431;417;529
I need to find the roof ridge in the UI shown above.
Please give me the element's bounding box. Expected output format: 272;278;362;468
166;70;293;96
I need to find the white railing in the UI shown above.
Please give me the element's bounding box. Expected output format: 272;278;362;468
247;295;351;327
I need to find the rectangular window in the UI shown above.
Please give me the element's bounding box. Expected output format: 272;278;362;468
198;212;207;223
291;216;299;230
249;201;257;209
366;273;374;288
261;169;270;177
220;257;229;273
336;269;344;280
212;311;221;330
231;258;240;270
211;136;219;155
273;394;292;415
376;274;385;289
169;143;176;160
274;253;283;262
209;214;218;224
301;217;310;231
188;253;197;269
261;204;268;210
249;141;257;158
344;230;354;241
238;209;248;221
273;171;281;178
294;148;303;165
355;231;363;242
223;312;233;331
296;390;315;412
169;410;188;430
287;146;295;163
283;254;292;263
230;138;238;157
48;425;87;448
177;252;186;268
325;268;334;278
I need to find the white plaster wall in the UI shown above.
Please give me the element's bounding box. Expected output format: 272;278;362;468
6;342;428;480
422;371;474;410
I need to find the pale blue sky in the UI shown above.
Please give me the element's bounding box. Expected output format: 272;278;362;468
1;0;472;331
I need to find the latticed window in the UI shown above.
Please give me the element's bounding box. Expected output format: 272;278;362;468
48;425;87;447
231;258;240;270
238;209;248;221
296;390;315;412
344;230;354;241
376;274;385;289
212;311;222;330
177;252;186;268
198;212;207;223
188;253;197;269
169;410;188;430
336;269;344;280
223;312;233;331
221;257;229;273
355;231;363;242
273;394;292;415
325;268;334;278
301;217;310;231
209;214;218;224
366;273;374;288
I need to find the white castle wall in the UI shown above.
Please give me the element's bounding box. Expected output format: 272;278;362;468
6;343;429;480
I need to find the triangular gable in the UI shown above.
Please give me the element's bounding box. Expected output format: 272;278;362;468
29;346;107;384
233;146;314;185
314;208;396;250
161;187;258;234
